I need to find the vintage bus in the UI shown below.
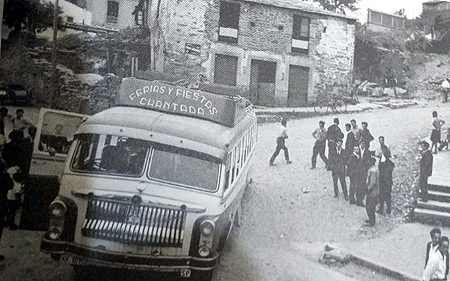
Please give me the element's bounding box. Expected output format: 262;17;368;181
40;78;258;280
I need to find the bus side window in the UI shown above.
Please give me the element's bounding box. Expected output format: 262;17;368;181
231;147;236;183
224;152;232;191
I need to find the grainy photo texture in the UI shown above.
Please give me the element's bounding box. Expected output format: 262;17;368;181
0;0;450;280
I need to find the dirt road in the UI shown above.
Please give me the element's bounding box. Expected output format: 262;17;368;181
0;104;449;281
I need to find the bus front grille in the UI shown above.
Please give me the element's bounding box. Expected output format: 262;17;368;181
81;198;186;247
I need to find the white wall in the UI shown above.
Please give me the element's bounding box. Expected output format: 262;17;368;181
86;0;139;30
37;0;93;40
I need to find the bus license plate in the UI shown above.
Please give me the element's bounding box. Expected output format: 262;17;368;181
61;255;87;266
180;269;191;278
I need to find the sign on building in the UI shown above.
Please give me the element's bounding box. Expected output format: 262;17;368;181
185;43;201;55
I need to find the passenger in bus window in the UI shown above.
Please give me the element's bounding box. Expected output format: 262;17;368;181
40;124;69;154
269;119;292;166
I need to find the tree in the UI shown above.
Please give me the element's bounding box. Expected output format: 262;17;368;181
3;0;61;33
315;0;360;14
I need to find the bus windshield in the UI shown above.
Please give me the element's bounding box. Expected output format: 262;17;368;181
71;134;221;191
148;145;221;191
71;134;149;177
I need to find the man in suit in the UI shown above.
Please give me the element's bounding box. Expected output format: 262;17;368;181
419;141;433;202
365;156;379;227
326;118;344;168
330;139;348;200
357;140;372;207
361;121;374;149
426;228;441;268
0;153;14;261
377;145;395;215
347;145;364;205
345;123;355;158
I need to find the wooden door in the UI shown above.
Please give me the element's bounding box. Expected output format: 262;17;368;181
288;65;309;107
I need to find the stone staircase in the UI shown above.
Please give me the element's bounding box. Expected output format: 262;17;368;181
414;151;450;223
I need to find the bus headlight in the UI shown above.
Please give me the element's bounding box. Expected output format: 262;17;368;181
50;201;66;218
198;220;215;257
198;245;211;257
200;220;215;236
48;226;63;240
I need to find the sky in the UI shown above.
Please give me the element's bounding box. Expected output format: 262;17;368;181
352;0;424;22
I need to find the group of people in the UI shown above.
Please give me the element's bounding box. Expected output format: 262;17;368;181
269;117;394;227
0;107;35;262
312;117;394;227
423;228;449;281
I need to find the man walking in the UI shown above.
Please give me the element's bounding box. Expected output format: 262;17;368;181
330;139;348;200
326;118;344;164
425;228;441;268
351;119;362;144
377;145;395;215
311;121;328;169
361;121;374;148
269;119;292;166
365;157;379;227
347;146;364;205
422;236;449;281
419;141;433;202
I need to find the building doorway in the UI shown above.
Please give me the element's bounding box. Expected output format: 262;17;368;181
288;65;309;107
249;59;277;106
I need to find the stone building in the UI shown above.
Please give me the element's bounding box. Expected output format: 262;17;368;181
422;0;450;40
147;0;356;107
366;9;405;33
83;0;148;30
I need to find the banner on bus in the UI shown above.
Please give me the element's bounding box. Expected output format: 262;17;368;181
117;78;247;127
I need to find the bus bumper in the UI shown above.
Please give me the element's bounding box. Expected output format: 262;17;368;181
41;238;218;274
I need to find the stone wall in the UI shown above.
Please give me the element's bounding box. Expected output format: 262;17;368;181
157;0;355;106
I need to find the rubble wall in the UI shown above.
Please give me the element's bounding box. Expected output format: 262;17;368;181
159;0;355;106
0;32;117;114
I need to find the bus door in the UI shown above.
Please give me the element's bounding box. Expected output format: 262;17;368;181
21;108;89;230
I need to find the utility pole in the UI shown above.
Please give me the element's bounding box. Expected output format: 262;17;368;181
51;0;60;108
0;0;5;57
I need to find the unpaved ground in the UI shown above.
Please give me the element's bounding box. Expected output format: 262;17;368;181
0;103;449;281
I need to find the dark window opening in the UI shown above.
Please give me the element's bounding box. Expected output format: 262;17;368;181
107;1;119;23
292;15;310;54
218;1;240;43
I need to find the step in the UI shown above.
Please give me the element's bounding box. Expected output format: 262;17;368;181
414;208;450;224
417;200;450;213
428;190;450;203
428;176;450;189
430;184;450;193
